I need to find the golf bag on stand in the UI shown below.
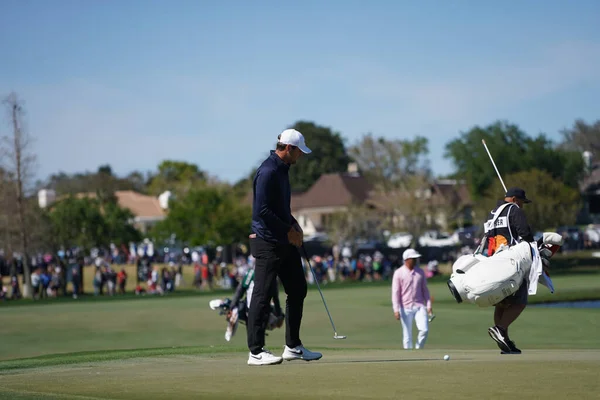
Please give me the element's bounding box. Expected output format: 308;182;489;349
447;232;563;307
209;298;284;342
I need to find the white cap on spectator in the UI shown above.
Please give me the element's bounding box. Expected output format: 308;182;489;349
278;129;312;154
402;248;422;261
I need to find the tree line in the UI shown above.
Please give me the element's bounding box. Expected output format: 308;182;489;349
2;91;599;298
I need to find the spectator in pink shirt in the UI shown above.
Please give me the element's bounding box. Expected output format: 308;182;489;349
391;249;432;349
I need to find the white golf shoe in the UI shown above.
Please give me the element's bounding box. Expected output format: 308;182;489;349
247;348;283;366
282;345;323;361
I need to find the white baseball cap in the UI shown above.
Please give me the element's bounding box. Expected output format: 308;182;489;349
278;129;312;154
402;248;422;261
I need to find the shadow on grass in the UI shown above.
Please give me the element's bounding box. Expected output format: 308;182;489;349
0;346;373;372
320;358;441;364
0;345;244;372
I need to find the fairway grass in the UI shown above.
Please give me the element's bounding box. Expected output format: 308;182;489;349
1;275;599;399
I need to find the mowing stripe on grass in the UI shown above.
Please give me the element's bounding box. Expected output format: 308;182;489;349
0;345;361;372
0;346;240;372
0;386;112;400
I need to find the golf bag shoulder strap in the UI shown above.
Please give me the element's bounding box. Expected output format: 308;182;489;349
483;202;514;234
474;202;515;256
242;269;254;289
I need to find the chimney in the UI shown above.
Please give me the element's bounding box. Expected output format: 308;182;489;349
583;151;593;172
347;162;359;174
158;191;172;209
38;189;56;209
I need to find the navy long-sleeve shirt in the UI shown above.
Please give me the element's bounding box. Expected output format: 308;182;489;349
251;151;294;244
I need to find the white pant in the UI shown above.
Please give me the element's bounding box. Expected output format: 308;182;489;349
399;305;429;349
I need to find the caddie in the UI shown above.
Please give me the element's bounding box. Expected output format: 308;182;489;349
482;187;537;354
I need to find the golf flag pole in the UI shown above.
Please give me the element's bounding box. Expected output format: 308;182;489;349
482;139;508;193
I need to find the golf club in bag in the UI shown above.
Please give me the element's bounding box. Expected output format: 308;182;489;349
471;138;509;257
301;245;346;340
482;138;508;193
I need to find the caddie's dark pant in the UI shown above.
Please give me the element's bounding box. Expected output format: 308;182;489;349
247;236;307;355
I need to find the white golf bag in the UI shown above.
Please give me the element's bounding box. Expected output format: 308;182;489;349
447;232;563;307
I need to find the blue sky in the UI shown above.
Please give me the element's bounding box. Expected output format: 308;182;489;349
1;0;599;185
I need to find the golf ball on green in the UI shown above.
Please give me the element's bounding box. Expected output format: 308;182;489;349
444;355;450;361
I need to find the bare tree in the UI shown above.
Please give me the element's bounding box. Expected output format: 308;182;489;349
0;168;17;255
430;180;473;230
2;92;37;298
350;134;437;243
560;119;600;155
0;170;14;262
325;203;383;249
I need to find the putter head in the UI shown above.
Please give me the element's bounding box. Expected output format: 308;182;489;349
334;334;347;340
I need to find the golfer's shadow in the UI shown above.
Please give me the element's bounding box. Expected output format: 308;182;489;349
320;358;434;364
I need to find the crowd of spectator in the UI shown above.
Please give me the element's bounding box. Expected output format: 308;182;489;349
303;252;442;285
3;224;596;303
0;241;472;302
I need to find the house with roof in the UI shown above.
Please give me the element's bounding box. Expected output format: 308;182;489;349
241;161;473;239
113;190;168;233
291;168;374;236
429;179;474;228
38;189;168;234
282;164;473;237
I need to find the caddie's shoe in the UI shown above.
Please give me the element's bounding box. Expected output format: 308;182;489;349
282;345;323;361
503;339;522;354
488;326;512;353
247;348;283;366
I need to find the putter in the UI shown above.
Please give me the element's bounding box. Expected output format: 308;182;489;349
301;246;347;340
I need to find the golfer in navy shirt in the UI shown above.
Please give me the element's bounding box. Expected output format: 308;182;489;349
246;129;323;366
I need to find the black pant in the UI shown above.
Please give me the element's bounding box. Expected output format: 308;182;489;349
247;237;307;354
